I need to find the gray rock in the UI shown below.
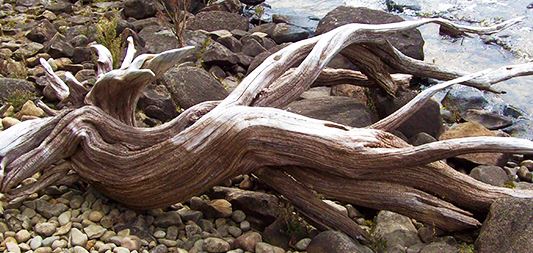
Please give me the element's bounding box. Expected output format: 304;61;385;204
217;35;243;52
0;78;36;104
41;236;59;247
212;186;280;221
26;19;57;43
44;33;74;58
13;42;44;60
295;238;311;251
285;96;378;128
517;166;533;182
504;118;533;141
188;11;249;32
29;236;43;250
409;132;437;146
373;210;421;251
123;0;156;19
241;37;267;57
35;200;69;219
476;197;533;253
35;222;57;237
203;237;231;252
70;228;88;247
463;109;513;130
373;90;442;138
201;40;241;66
177;208;203;223
15;229;31;242
185;223;202;238
442;86;489;120
138;26;181;54
231;210;246;223
162;66;228;109
73;246;89;253
234;231;262;252
307;230;373;253
138;84;179;122
469;165;509;186
151;244;168;253
228;226;242;237
316;6;424;60
84;224;107;239
420;237;460;253
255;242;285;253
300;87;331;99
271;23;310;44
153;211;183;228
45;0;72;13
58;211;71;226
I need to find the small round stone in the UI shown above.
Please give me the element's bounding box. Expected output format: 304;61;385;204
203;237;230;253
15;229;31;243
88;210;104;222
35;222;57;237
228;226;242;237
240;221;251;232
153;230;166;238
295;238;312;251
231;210;246;223
30;236;43;249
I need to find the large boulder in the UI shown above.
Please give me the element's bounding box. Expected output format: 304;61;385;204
137;84;179;122
307;231;373;253
251;23;310;44
44;33;74;58
316;6;424;60
138;26;181;53
26;19;58;43
373;90;443;138
439;122;508;166
0;78;36;104
469;165;509;186
123;0;157;19
187;11;249;32
285;96;378;128
476;198;533;253
161;66;228;109
373;210;422;252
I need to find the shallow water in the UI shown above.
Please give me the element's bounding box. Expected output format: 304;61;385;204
265;0;533;115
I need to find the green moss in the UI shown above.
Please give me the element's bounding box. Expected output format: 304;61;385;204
370;236;387;253
6;90;36;112
459;243;475;253
503;180;516;189
96;11;122;69
195;38;212;68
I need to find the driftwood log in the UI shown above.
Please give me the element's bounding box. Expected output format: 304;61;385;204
2;18;533;243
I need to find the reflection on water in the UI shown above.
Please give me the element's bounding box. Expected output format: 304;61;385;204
265;0;533;115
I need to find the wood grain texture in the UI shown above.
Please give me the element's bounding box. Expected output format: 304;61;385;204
1;19;532;240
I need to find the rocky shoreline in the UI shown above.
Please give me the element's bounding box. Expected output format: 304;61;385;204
0;0;532;252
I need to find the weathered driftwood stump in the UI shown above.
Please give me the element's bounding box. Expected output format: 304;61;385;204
2;18;533;243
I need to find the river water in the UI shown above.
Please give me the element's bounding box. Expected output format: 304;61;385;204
264;0;533;115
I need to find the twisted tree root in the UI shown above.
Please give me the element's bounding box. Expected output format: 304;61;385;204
1;18;532;243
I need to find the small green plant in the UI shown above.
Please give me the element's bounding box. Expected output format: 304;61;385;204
6;90;36;112
254;6;265;25
459;243;475;253
503;180;516;189
370;236;387;253
195;38;212;68
95;11;122;69
278;201;308;241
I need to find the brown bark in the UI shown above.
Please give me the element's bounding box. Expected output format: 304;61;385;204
1;18;532;244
